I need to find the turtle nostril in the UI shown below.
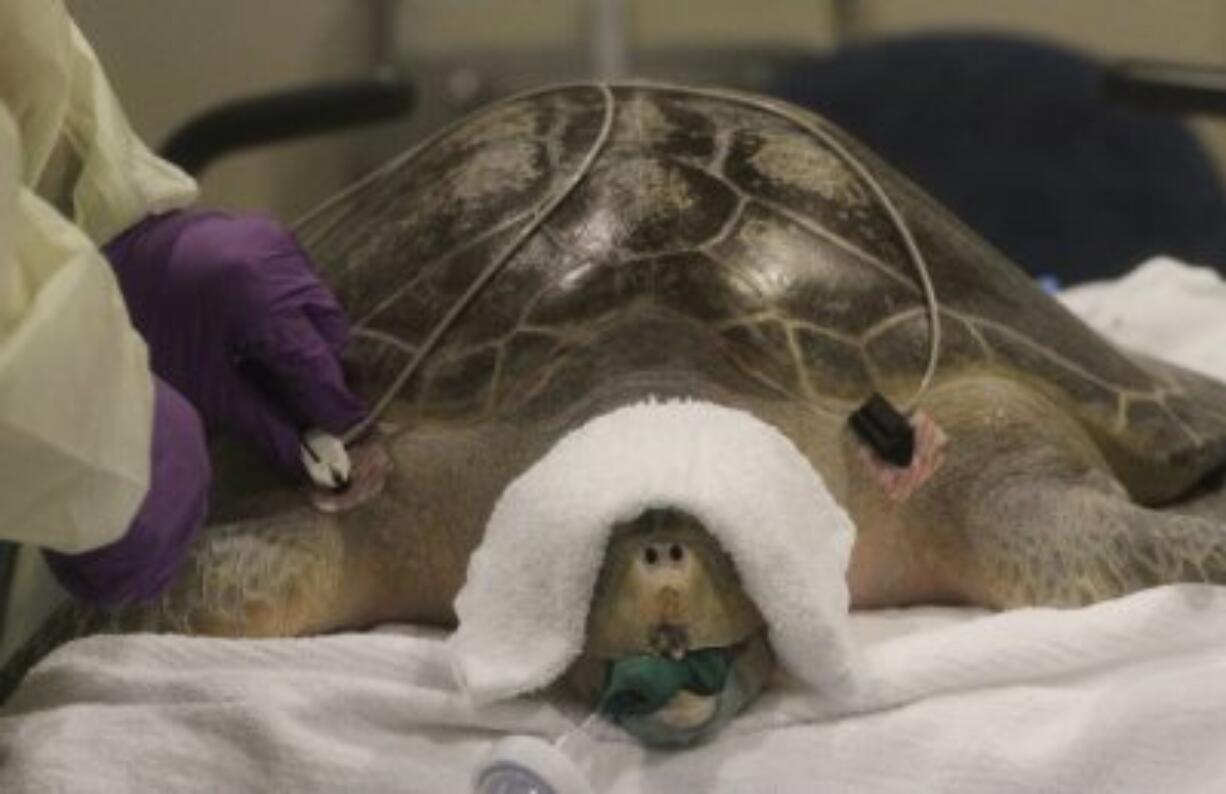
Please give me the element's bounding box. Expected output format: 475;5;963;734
644;546;659;565
669;543;684;562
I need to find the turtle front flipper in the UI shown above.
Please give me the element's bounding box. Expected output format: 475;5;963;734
901;374;1226;610
0;510;359;705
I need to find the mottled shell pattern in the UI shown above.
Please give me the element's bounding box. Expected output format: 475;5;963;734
295;83;1226;507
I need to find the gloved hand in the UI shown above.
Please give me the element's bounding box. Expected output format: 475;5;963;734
45;377;210;606
105;210;365;474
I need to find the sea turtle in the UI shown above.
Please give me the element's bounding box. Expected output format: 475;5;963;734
7;83;1226;747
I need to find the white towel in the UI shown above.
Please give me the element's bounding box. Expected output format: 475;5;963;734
449;400;859;704
1060;256;1226;379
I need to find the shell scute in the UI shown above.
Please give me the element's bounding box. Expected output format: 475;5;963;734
294;83;1226;501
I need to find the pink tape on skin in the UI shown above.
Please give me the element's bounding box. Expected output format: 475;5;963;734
308;437;393;513
857;411;948;503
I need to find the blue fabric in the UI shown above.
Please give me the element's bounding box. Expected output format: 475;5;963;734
614;656;758;748
771;33;1226;284
599;647;734;717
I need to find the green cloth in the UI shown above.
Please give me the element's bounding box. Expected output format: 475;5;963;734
598;647;734;717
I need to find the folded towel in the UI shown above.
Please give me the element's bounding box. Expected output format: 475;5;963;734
448;399;859;704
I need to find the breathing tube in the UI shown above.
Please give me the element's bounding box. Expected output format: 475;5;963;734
472;646;751;792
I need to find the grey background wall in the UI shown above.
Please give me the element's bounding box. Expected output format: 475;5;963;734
66;0;1226;220
68;1;380;219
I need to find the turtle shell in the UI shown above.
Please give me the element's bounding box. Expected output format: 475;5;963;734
295;82;1226;507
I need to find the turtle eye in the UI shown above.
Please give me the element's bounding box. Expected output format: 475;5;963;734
644;546;659;565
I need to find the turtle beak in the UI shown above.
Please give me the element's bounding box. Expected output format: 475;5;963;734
631;541;701;657
582;509;766;671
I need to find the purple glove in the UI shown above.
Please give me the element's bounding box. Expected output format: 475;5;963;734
45;378;210;606
105;210;365;473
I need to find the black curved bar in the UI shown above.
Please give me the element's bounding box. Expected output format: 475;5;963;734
1101;60;1226;116
160;76;415;176
0;543;12;641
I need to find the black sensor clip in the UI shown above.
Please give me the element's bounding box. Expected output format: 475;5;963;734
849;392;916;468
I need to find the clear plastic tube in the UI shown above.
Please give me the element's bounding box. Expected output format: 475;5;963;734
472;733;597;794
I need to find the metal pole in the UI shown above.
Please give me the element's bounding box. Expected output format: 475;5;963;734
370;0;401;75
590;0;629;80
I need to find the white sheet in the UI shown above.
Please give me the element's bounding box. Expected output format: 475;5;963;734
6;588;1226;793
4;257;1226;793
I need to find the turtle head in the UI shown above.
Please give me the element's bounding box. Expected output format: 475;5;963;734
565;508;774;747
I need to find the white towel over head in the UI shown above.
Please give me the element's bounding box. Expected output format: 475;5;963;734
448;399;859;704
